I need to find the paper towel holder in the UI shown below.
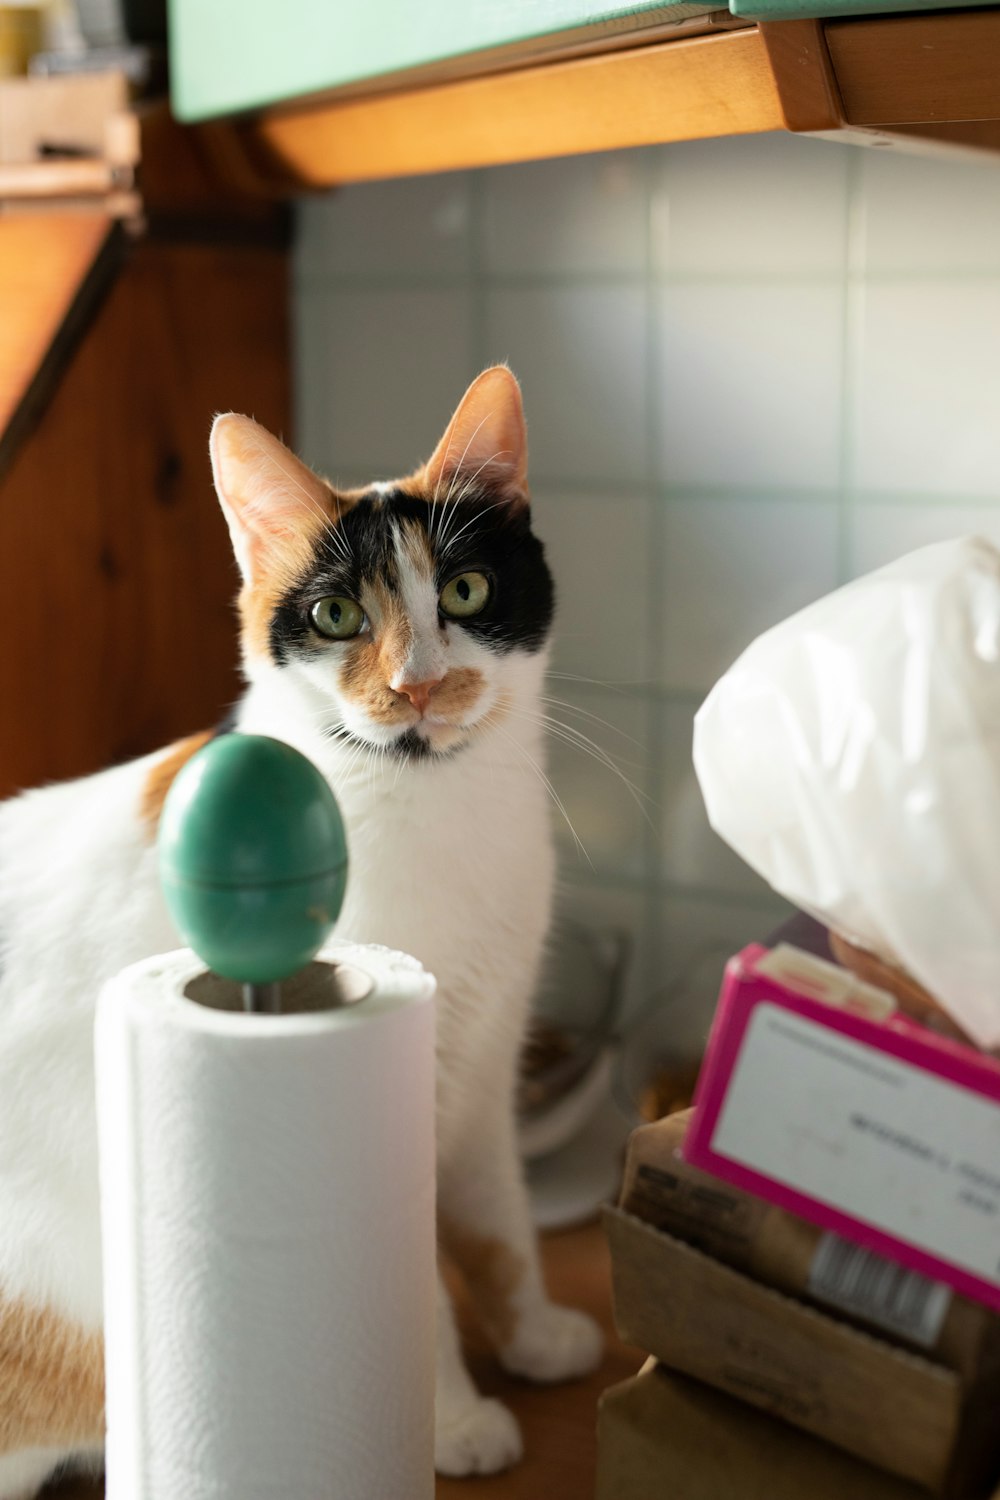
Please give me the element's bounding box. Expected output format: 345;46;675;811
159;734;353;1016
184;959;373;1015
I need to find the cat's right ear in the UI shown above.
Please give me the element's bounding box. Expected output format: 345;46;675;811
210;414;331;584
421;366;529;508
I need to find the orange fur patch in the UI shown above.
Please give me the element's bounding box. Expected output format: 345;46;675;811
428;667;484;719
240;483;358;661
339;639;408;728
397;517;435;574
241;570;297;662
0;1297;104;1454
337;579;417;727
239;527;322;662
440;1219;525;1345
371;582;414;686
338;655;485;733
140;730;213;836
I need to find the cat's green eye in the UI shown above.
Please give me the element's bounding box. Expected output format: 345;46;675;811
440;571;491;620
310;596;365;640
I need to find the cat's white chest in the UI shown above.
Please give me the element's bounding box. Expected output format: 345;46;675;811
334;741;553;973
327;734;555;1154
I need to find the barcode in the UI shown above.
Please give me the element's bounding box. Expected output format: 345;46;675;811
807;1232;952;1347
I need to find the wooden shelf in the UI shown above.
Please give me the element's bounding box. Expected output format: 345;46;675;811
826;8;1000;125
0;90;287;474
0;212;120;478
244;27;784;186
223;7;1000;189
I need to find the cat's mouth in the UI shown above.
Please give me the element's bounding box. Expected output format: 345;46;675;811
329;720;473;761
330;697;507;761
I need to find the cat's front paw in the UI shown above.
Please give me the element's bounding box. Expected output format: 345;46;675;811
500;1303;604;1384
435;1396;523;1476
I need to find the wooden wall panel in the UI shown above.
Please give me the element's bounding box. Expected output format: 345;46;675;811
0;238;288;799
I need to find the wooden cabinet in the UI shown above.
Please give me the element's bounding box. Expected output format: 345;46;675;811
168;1;1000;179
0;75;290;797
0;230;287;798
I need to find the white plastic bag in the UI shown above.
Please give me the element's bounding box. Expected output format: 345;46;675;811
693;536;1000;1049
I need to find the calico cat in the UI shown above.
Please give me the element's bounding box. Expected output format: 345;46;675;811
0;366;602;1496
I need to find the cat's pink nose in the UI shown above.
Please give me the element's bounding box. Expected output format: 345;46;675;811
397;678;442;715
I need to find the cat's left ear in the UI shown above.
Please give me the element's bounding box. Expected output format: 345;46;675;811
421;366;529;508
210;414;332;584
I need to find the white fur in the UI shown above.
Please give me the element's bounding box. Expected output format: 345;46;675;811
0;513;601;1491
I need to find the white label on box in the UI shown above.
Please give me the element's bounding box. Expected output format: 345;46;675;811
713;1003;1000;1288
807;1232;951;1347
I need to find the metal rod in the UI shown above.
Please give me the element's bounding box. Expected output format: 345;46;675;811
242;982;282;1014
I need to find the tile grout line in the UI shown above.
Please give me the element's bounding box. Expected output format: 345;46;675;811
642;146;670;974
289;200;331;469
295;267;1000;294
289;200;306;452
838;146;867;584
560;864;788;915
327;474;1000;511
466;169;489;371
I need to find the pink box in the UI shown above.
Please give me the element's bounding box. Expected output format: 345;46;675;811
685;943;1000;1313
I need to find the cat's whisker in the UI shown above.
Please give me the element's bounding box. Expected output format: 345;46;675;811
374;741;388;792
453;458;499;507
436;409;494;516
350;742;376;788
538;694;643;747
392;745;407;792
436;429;502;548
365;740;381;799
267;482;352;570
489;720;593;868
329;736;369;792
328;493;355;563
540;723;650;782
438;496;509;559
518;706;652;790
545;671;634;693
500;705;656;829
261;448;353;563
436;449;507;552
430;414;478;536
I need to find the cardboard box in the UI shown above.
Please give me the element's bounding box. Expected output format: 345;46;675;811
597;1360;936;1500
685;943;1000;1312
622;1108;1000;1385
605;1207;1000;1496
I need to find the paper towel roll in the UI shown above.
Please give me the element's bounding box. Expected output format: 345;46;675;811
95;941;436;1500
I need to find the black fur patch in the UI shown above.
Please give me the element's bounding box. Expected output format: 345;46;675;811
329;725;453;763
267;485;555;667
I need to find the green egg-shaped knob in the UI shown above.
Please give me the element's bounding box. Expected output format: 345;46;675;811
159;734;348;985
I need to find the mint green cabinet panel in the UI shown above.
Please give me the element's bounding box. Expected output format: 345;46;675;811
170;0;1000;125
733;0;993;18
168;0;709;122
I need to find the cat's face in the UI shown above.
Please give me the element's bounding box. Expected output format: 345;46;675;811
210;367;554;759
